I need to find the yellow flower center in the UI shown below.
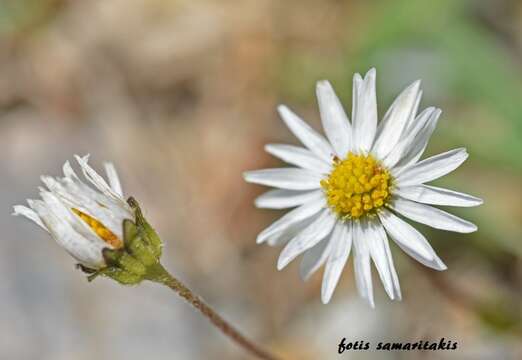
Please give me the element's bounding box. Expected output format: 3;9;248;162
320;152;393;219
72;208;123;249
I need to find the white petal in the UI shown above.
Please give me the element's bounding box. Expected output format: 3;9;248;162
75;155;127;205
277;209;336;270
401;106;435;140
381;229;402;300
395;109;441;171
316;80;352;157
390;198;478;233
378;208;446;270
372;80;422;159
350;73;364;151
104;162;124;197
382;107;438;168
321;221;352;304
62;161;132;220
30;195;106;268
352;69;377;153
266;215;319;247
395;148;468;187
63;160;77;178
243;168;322;190
39;190;110;247
396;185;483;207
256;195;325;244
351;73;363;128
255;189;323;209
352;220;375;307
277;105;334;162
367;222;399;300
13;205;48;232
41;175;126;239
300;234;332;280
404;89;423;131
264;144;331;173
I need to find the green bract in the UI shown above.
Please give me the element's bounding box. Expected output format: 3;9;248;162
84;197;165;285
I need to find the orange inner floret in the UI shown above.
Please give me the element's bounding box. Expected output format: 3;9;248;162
72;208;123;249
320;152;393;219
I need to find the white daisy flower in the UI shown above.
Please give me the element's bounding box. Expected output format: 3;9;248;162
244;68;482;307
13;155;133;270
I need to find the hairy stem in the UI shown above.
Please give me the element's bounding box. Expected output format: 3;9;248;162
146;264;281;360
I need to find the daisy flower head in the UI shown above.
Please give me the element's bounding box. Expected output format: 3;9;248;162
13;155;162;283
244;68;482;307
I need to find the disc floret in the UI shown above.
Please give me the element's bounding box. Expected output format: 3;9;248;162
321;152;393;219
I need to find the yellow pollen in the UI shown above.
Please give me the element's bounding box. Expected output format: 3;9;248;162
321;152;393;219
72;208;123;249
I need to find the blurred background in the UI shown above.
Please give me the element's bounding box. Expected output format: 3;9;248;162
1;0;521;359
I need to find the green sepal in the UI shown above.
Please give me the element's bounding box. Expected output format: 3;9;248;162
80;197;165;286
123;219;157;267
90;267;144;285
81;249;148;285
128;197;163;259
123;218;138;246
76;263;97;274
102;247;123;265
103;248;147;276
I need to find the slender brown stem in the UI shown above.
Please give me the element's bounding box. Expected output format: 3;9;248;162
147;264;281;360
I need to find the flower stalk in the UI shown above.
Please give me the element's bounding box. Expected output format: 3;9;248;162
147;264;280;360
88;197;280;360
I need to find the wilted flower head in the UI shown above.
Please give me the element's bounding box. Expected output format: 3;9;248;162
13;157;278;360
14;155;162;283
244;68;483;306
